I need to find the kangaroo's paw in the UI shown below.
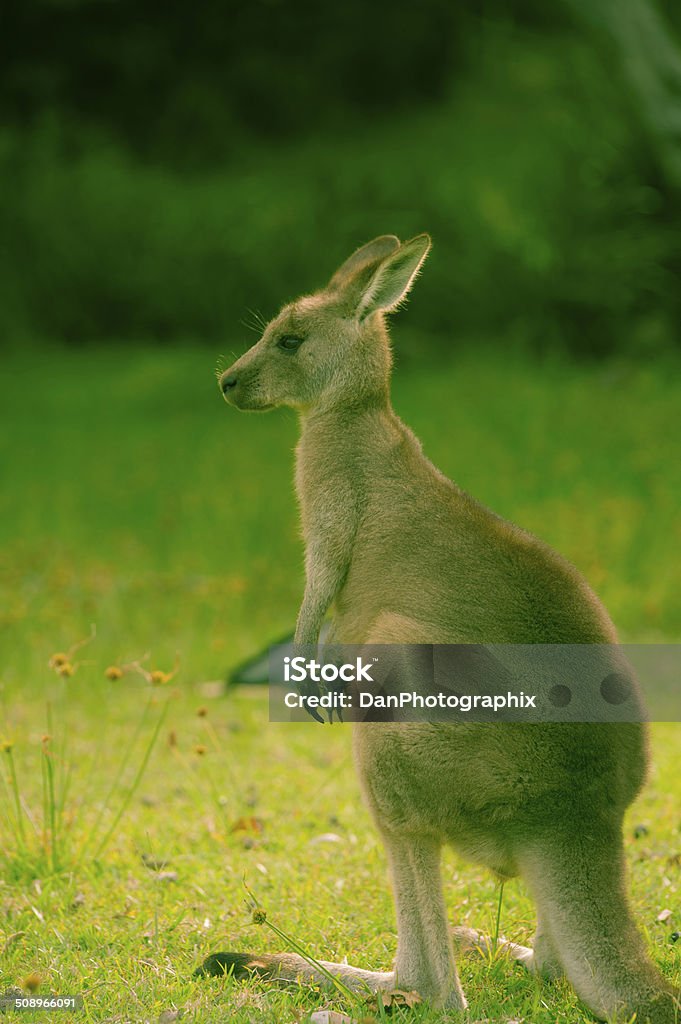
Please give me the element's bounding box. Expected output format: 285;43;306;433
452;927;534;969
452;925;564;982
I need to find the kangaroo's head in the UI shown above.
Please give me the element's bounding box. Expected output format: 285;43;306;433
218;234;431;413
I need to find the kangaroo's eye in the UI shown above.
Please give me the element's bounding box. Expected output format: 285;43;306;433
277;335;304;352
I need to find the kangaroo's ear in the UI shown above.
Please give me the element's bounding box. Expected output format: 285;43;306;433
356;234;431;321
328;235;401;291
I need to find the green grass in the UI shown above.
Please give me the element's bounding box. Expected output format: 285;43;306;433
1;343;680;1022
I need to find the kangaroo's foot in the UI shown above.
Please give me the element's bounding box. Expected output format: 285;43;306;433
452;925;563;981
195;950;395;997
195;947;466;1009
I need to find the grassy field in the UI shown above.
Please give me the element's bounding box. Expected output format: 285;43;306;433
1;343;680;1023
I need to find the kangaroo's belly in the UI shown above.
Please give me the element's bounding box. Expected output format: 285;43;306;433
333;488;646;864
352;717;648;874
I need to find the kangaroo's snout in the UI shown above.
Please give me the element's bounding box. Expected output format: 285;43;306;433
218;359;273;411
219;366;244;405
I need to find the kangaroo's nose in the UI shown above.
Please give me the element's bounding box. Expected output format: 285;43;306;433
221;374;238;394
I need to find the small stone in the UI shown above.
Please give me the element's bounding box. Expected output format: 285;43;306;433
308;833;343;846
657;908;673;923
198;680;224;698
157;1010;182;1024
309;1012;361;1024
633;824;649;839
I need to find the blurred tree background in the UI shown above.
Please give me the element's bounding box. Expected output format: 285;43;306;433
2;0;680;354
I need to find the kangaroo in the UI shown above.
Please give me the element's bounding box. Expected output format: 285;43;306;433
201;235;680;1022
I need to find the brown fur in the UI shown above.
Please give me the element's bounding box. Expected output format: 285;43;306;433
206;235;680;1022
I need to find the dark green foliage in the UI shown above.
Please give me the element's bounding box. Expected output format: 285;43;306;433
0;11;679;354
1;0;464;160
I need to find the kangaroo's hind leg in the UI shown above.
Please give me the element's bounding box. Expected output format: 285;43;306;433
382;829;468;1009
518;820;680;1023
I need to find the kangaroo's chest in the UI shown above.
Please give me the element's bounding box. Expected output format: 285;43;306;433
294;442;364;550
